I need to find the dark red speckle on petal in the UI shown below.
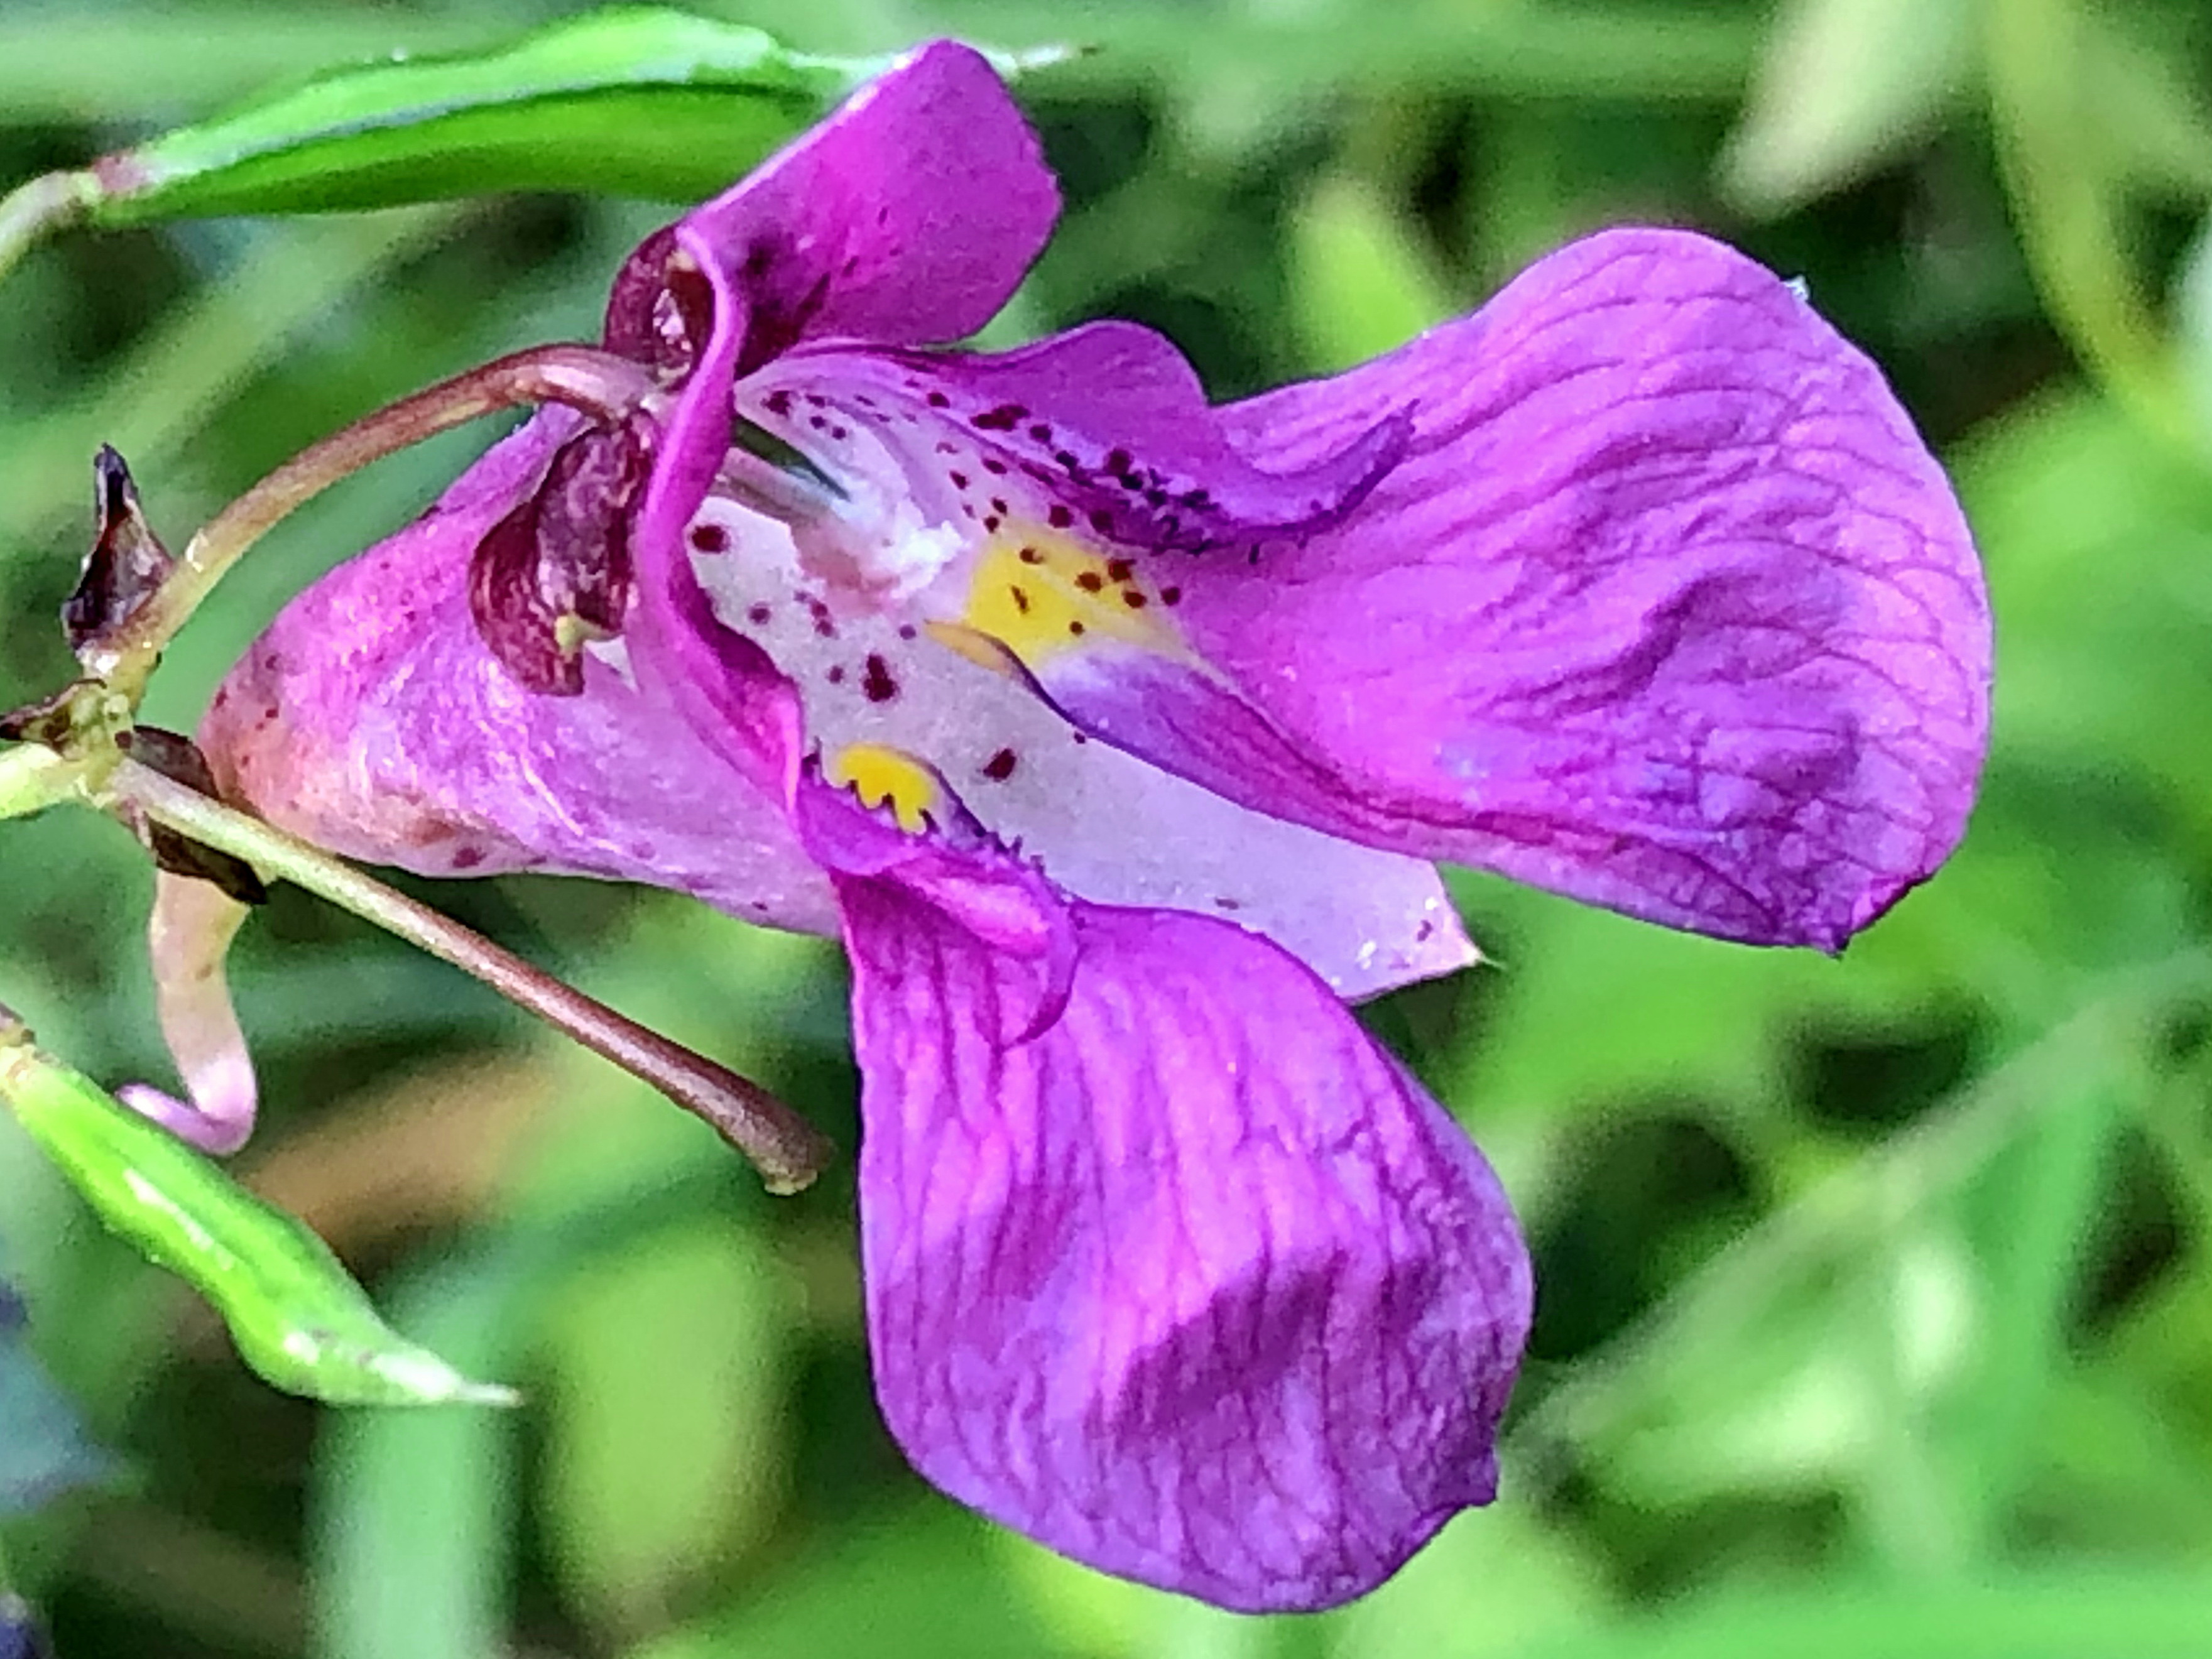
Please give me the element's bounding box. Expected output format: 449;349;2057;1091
982;748;1018;781
927;390;951;408
690;524;730;553
1076;572;1104;593
972;403;1027;432
1089;509;1113;534
1049;504;1074;530
1105;559;1133;582
747;602;772;625
1160;585;1183;606
862;654;899;702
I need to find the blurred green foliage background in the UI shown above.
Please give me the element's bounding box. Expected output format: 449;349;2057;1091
5;0;2212;1654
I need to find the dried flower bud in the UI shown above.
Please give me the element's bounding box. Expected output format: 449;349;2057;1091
63;447;175;660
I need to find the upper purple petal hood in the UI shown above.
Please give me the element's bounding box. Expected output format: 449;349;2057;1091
615;39;1059;769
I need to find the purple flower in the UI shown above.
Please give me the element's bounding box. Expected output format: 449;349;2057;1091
180;42;1986;1610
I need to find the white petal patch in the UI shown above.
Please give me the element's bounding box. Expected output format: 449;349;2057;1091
685;493;1474;999
582;635;636;689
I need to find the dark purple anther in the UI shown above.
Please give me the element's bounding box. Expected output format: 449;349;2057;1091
467;411;653;695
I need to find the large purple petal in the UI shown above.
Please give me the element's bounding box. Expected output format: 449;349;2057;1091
766;231;1988;949
822;787;1530;1611
199;418;837;935
1189;228;1990;948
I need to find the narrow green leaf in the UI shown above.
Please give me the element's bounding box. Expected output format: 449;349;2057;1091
1287;175;1455;376
1517;1572;2212;1659
80;8;880;222
1987;0;2193;446
310;1255;526;1659
540;1218;795;1639
0;1014;513;1408
1717;0;1975;217
67;8;1064;227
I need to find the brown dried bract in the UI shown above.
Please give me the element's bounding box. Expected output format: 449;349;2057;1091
62;447;176;661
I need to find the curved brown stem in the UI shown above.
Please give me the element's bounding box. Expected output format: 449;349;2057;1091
90;343;663;700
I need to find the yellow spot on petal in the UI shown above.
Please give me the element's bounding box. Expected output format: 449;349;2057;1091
922;619;1022;675
957;529;1182;670
827;742;941;834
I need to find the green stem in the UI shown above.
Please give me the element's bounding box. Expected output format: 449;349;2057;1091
0;742;77;820
0;168;92;287
102;758;831;1193
89;342;662;701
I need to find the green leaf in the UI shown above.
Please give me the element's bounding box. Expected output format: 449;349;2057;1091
1986;0;2192;444
81;8;890;222
0;1018;513;1407
540;1217;795;1639
0;1276;109;1517
1286;174;1456;375
1515;1572;2212;1659
309;1253;528;1659
1716;0;1975;217
633;1506;1065;1659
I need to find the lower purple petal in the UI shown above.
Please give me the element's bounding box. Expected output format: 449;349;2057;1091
831;804;1531;1611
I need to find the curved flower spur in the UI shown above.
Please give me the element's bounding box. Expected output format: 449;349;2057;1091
137;41;1988;1611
